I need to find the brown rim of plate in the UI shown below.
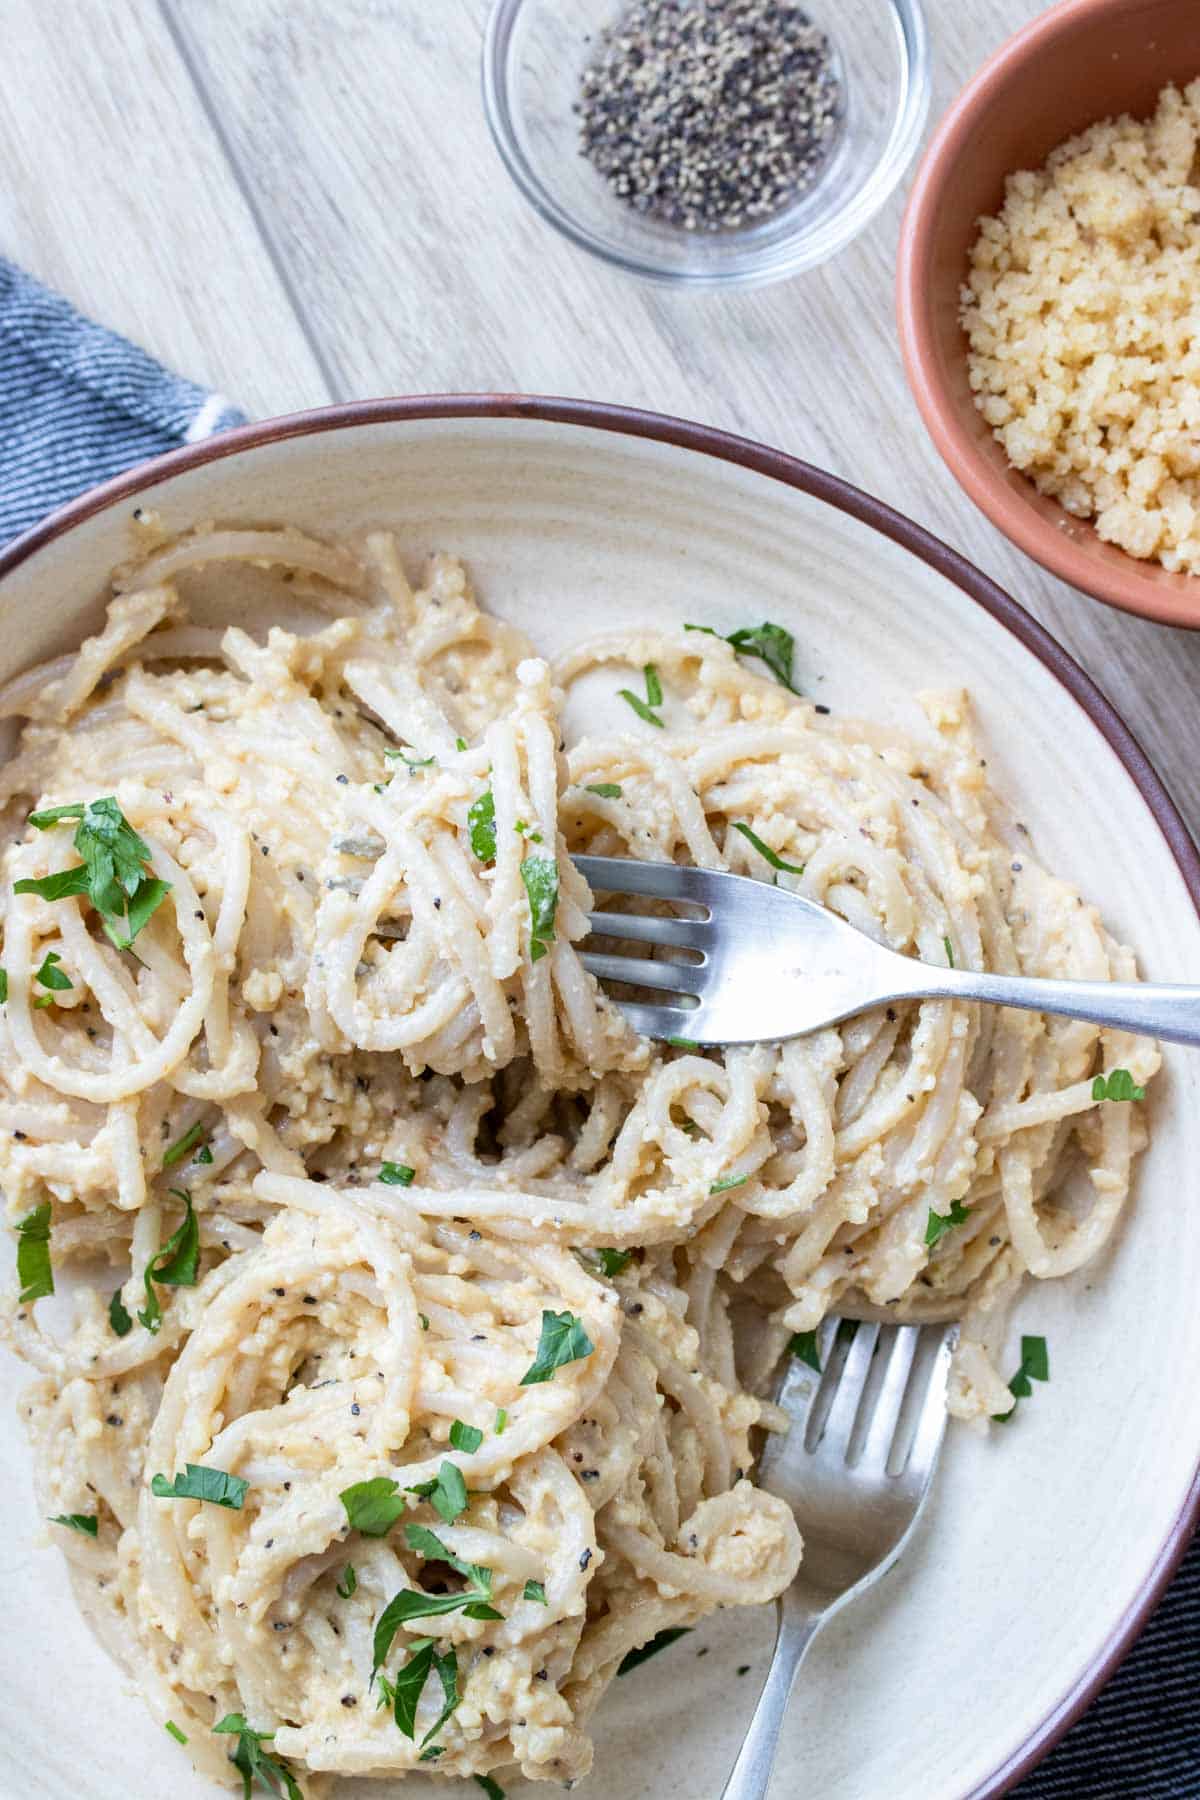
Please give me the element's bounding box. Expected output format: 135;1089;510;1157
2;391;1198;1792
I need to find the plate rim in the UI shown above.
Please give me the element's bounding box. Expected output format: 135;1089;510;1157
1;390;1197;1798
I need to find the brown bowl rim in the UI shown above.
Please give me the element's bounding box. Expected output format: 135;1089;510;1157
2;391;1198;1794
895;0;1200;630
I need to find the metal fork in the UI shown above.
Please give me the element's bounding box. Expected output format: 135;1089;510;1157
574;854;1200;1045
721;1319;957;1800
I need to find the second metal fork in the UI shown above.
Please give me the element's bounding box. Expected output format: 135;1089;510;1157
721;1319;957;1800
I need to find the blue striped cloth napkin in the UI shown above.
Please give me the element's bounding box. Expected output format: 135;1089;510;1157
0;257;1197;1796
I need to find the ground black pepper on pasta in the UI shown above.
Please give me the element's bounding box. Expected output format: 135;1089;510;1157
577;0;840;230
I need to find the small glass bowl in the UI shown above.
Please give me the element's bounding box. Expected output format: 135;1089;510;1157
482;0;931;288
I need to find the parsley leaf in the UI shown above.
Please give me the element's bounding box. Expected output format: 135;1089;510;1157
520;1310;594;1386
992;1335;1050;1423
925;1200;971;1248
667;1035;699;1050
196;1144;214;1164
449;1420;483;1454
0;969;6;1003
34;950;72;992
468;789;497;862
162;1121;205;1167
372;1546;500;1676
788;1330;822;1372
475;1779;506;1800
165;1722;188;1746
384;748;436;768
685;620;800;693
380;1162;415;1186
340;1476;406;1537
404;1459;469;1525
643;663;663;707
15;1201;53;1303
943;935;955;968
617;1627;692;1674
455;736;468;752
591;1248;633;1278
584;783;622;799
50;1512;98;1536
213;1713;303;1800
21;796;171;950
710;1174;747;1194
730;820;804;876
418;1644;461;1752
108;1287;133;1337
151;1464;248;1508
521;856;558;963
137;1191;199;1334
618;687;664;729
388;1637;435;1736
495;1408;508;1433
1092;1069;1146;1103
336;1564;357;1599
523;1579;547;1604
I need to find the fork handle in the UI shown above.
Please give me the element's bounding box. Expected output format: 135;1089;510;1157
719;1602;824;1800
902;967;1200;1049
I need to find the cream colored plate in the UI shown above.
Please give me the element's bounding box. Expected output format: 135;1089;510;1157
2;408;1198;1800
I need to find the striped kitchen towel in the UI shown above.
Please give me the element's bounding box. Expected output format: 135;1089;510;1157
0;253;1197;1799
0;256;244;547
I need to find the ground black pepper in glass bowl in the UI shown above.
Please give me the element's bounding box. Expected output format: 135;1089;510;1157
482;0;931;287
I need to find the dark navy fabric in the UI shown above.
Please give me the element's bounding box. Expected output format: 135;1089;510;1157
0;257;244;547
0;253;1197;1799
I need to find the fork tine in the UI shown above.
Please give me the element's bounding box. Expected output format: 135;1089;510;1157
587;910;710;951
805;1322;880;1457
573;853;715;906
852;1325;921;1471
893;1326;955;1482
580;950;703;994
606;1000;695;1038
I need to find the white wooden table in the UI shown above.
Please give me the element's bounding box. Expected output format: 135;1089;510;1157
3;0;1199;847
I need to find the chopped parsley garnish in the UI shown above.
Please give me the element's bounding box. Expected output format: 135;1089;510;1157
925;1200;971;1248
164;1722;188;1746
1092;1069;1146;1103
19;797;171;950
385;1636;437;1738
684;621;800;693
731;820;804;876
667;1035;699;1050
34;950;72;992
151;1464;248;1509
50;1512;98;1536
943;935;955;968
380;1162;415;1187
340;1476;406;1537
373;1543;499;1675
0;969;6;1002
710;1174;747;1195
384;748;436;768
520;1310;594;1386
788;1330;822;1372
617;1626;692;1674
992;1335;1050;1423
196;1144;214;1164
138;1190;199;1334
523;1579;547;1604
108;1287;133;1337
468;789;497;862
15;1201;53;1304
405;1459;469;1525
449;1420;483;1454
584;783;622;799
455;737;468;752
475;1779;506;1800
521;855;558;963
162;1121;205;1168
213;1713;303;1800
336;1564;357;1599
495;1408;508;1434
591;1247;633;1278
419;1312;430;1331
618;664;665;729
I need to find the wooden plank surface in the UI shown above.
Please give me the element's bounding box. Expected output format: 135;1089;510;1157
5;0;1200;844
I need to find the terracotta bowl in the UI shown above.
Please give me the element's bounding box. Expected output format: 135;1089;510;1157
897;0;1200;628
